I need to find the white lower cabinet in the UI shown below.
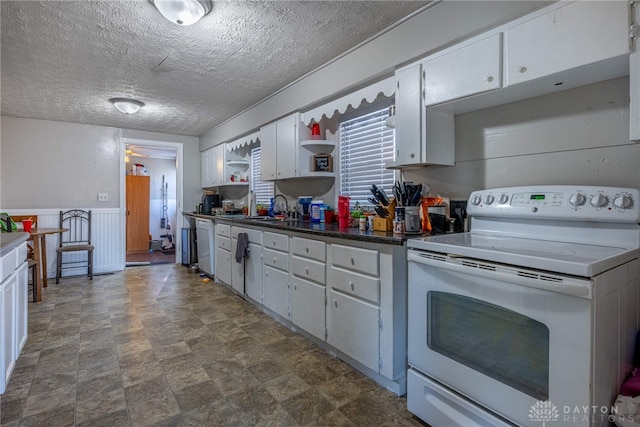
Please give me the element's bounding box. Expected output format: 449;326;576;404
291;277;325;341
262;265;289;319
245;241;263;303
231;227;263;296
214;224;231;286
1;241;28;395
327;289;380;372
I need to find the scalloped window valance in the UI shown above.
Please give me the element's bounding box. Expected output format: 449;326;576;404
301;76;395;125
227;131;261;152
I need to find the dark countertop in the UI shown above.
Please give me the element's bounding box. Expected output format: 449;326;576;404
0;232;29;257
183;212;429;245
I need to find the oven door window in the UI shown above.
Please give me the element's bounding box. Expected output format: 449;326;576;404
427;291;549;400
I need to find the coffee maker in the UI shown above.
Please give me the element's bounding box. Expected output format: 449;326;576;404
202;194;221;215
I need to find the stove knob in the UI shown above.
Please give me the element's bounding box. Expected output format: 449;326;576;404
483;195;495;205
614;195;633;209
471;195;481;206
590;194;608;208
569;193;586;207
498;194;509;204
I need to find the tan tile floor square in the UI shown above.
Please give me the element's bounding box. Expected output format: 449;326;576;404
0;264;428;426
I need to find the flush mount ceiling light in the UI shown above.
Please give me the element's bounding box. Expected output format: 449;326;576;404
110;98;145;114
150;0;213;26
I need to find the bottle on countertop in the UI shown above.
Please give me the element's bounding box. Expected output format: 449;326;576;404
249;191;257;217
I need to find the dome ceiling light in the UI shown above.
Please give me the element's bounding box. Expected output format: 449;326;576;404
150;0;213;26
110;98;145;114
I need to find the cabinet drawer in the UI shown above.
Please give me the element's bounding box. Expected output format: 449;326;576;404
291;237;325;262
331;244;379;276
2;248;17;283
217;236;231;252
263;247;289;272
216;223;230;237
232;227;262;244
329;266;379;305
263;232;289;252
291;256;325;285
17;242;27;263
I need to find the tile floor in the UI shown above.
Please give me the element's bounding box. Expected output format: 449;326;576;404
0;264;427;426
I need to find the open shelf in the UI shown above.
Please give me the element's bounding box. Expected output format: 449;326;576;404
300;139;336;153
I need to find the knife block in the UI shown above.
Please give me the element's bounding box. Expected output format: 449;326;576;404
373;198;396;231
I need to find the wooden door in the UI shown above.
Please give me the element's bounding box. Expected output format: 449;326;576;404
126;175;150;253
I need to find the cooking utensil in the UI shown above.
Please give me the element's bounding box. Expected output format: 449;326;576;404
368;197;379;206
377;187;390;206
374;205;388;218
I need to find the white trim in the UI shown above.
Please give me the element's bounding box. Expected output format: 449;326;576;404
121;138;184;266
227;131;261;152
302;76;395;125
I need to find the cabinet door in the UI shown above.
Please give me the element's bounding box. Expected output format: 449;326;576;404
327;290;379;372
505;1;629;86
262;265;289;320
245;242;262;303
212;144;226;186
1;272;16;394
423;33;502;106
394;64;423;166
230;236;244;294
291;277;326;341
631;4;640;141
200;151;209;188
275;114;298;179
215;247;231;286
260;122;277;181
15;261;28;356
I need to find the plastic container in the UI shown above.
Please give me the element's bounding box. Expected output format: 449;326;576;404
310;200;324;222
324;209;335;224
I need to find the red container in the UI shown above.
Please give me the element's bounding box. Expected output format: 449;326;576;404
324;210;335;224
22;219;33;233
338;196;350;218
338;216;350;228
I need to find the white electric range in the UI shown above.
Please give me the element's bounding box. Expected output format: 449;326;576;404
406;185;640;427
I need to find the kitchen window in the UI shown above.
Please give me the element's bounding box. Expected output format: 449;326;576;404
339;107;395;206
251;147;274;205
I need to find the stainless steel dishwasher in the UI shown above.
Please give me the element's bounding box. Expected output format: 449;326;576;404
195;219;214;276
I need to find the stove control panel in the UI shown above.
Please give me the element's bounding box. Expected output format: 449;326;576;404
468;185;639;223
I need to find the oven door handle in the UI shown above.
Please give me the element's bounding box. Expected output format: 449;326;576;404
408;251;592;298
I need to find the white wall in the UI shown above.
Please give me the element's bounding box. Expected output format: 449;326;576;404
0;116;200;211
200;1;548;148
403;77;640;199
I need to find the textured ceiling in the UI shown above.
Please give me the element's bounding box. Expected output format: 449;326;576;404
1;1;428;137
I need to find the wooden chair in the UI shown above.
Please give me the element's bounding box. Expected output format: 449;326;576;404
10;215;38;259
27;259;38;302
56;210;94;283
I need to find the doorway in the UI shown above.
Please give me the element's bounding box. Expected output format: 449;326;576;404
120;139;184;268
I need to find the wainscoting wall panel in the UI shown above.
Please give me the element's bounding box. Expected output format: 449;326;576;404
6;208;123;278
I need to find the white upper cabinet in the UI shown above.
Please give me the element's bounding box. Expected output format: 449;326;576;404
212;144;225;186
260;112;307;180
423;33;502;106
630;3;640;142
394;62;455;167
200;151;209;188
504;1;629;87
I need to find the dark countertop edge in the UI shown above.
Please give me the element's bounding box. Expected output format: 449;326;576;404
0;232;29;257
183;212;426;245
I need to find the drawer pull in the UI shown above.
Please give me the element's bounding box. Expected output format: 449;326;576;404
305;247;309;253
305;267;309;275
516;65;527;74
350;257;355;266
334;300;338;308
349;281;355;291
272;241;276;246
273;257;277;264
484;75;494;83
293;284;297;290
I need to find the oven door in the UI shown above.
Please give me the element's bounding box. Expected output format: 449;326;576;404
407;250;593;426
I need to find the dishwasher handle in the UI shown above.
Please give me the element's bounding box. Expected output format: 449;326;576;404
408;250;592;298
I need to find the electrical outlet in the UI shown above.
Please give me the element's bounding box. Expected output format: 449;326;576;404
98;192;109;202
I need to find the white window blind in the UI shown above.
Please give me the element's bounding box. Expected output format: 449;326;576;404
339;107;395;207
251;147;274;205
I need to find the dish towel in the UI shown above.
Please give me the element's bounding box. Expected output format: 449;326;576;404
235;232;249;263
